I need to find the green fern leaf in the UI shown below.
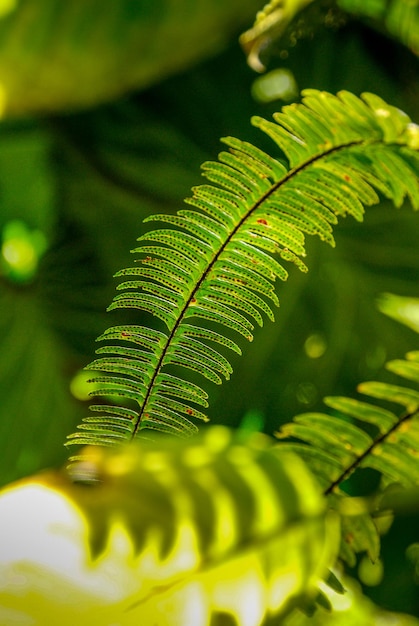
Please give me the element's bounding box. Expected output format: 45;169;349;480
67;90;419;449
275;349;419;564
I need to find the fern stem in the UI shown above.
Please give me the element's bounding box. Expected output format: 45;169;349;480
323;408;419;496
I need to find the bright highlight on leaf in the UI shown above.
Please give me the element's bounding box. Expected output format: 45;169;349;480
377;292;419;334
0;0;15;18
0;427;339;626
67;89;419;450
251;68;299;103
1;220;47;283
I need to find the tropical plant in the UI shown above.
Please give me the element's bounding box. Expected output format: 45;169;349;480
1;1;419;625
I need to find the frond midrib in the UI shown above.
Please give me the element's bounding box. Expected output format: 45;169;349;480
132;137;368;438
324;407;419;495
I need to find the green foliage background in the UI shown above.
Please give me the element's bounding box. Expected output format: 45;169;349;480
1;0;419;618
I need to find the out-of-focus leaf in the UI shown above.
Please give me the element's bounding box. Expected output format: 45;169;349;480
377;293;419;334
240;0;347;72
240;0;315;71
0;125;83;486
337;0;419;56
281;575;419;625
0;427;339;625
0;288;83;486
0;0;261;117
240;0;419;78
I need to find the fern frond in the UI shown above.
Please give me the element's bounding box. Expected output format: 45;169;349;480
67;90;419;449
275;349;419;564
63;427;338;624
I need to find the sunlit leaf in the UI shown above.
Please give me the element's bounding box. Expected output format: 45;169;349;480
0;427;339;625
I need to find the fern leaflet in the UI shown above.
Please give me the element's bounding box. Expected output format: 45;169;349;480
66;90;419;450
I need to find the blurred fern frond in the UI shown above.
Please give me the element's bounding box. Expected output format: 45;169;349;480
66;89;419;450
62;427;338;625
